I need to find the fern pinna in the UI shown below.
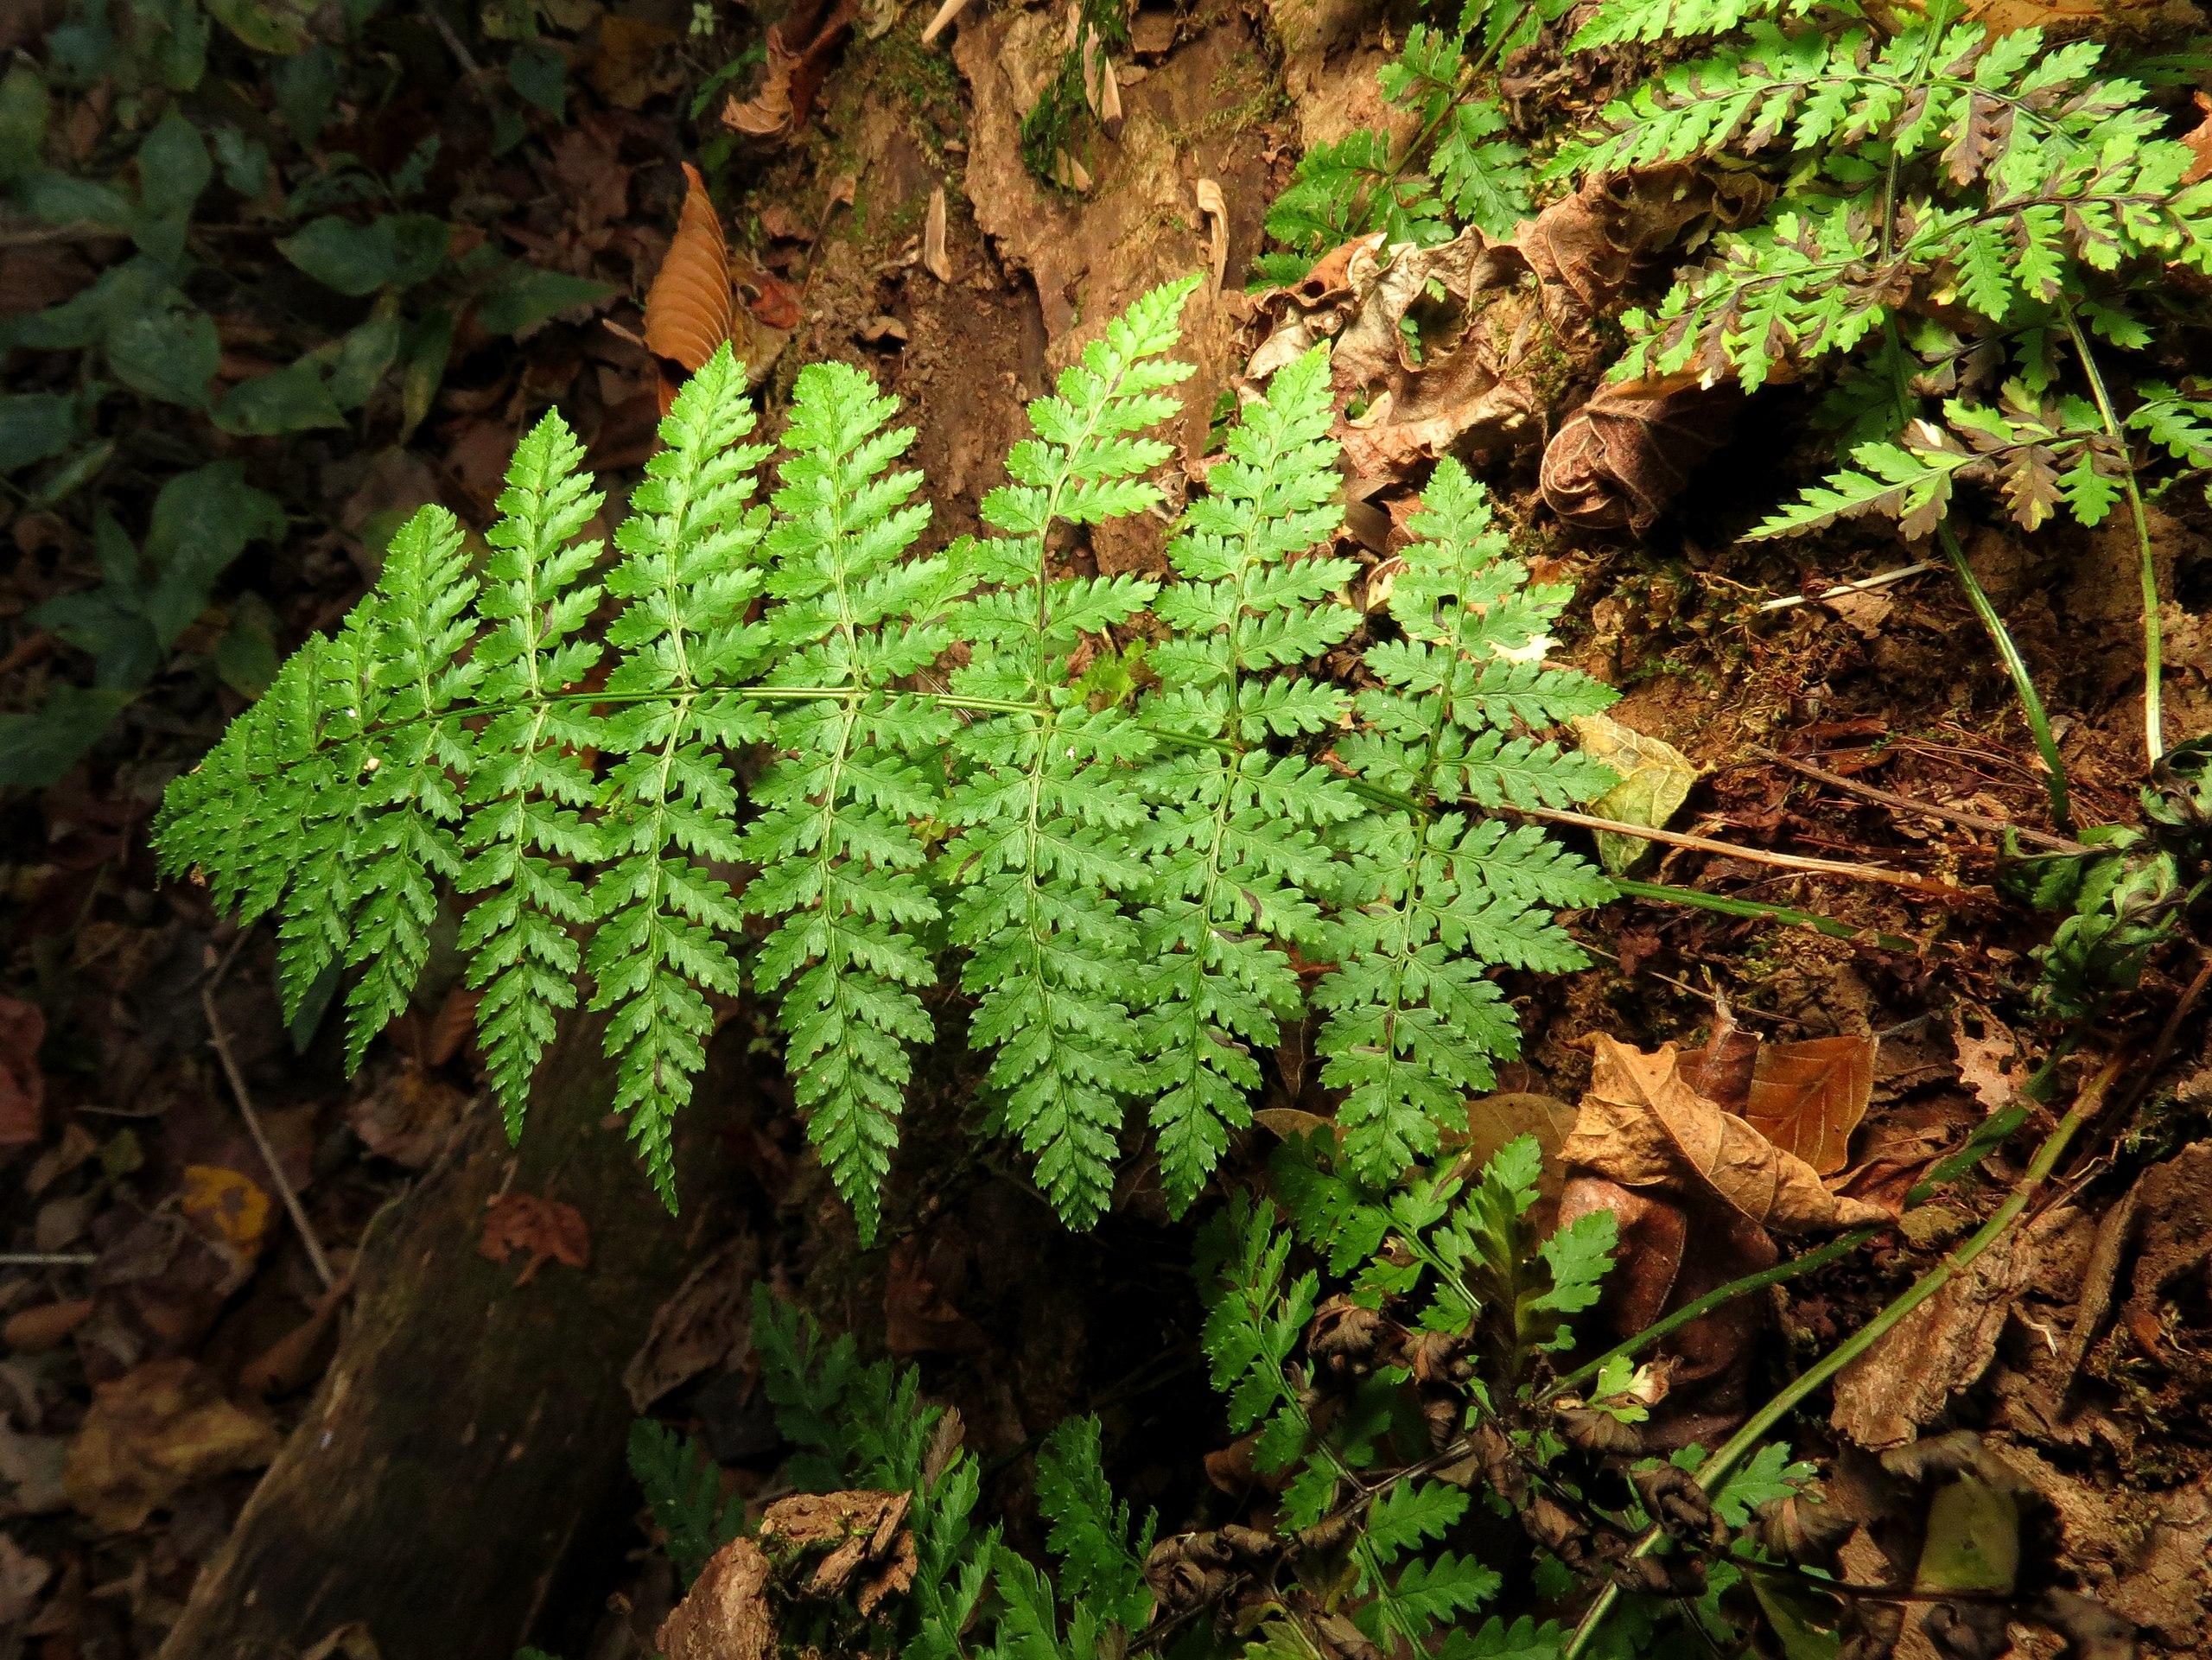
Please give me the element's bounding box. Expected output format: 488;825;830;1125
154;277;1614;1237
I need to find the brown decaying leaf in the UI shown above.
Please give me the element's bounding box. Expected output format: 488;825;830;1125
1563;1036;1890;1233
659;1536;775;1660
722;0;857;143
3;1298;92;1352
1541;377;1739;533
0;994;46;1147
1513;165;1772;333
624;1234;759;1410
644;162;736;378
922;185;952;283
2184;93;2212;187
883;1236;987;1358
63;1358;281;1532
479;1193;591;1285
1703;1034;1877;1178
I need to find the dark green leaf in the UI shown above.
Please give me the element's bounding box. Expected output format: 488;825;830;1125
17;170;135;232
0;64;52;184
507;41;568;120
210;128;271;198
0;393;84;474
274;43;345;140
105;305;221;408
278;213;452;296
142;461;286;646
216;360;347;434
0;687;139;791
473;262;613;335
137;111;213;213
199;0;314;53
397;305;454;440
320;309;403;408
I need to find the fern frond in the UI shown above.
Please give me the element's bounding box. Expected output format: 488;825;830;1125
940;276;1198;1227
743;359;963;1243
585;348;773;1204
1036;1416;1154;1629
1138;346;1360;1211
455;409;607;1127
1319;461;1614;1180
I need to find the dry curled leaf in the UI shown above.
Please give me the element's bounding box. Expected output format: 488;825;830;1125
1513;164;1772;332
1564;1036;1890;1233
2184;92;2212;187
479;1193;590;1285
63;1358;281;1532
722;0;856;143
1193;178;1228;296
644;162;737;384
1541;376;1739;533
658;1536;774;1660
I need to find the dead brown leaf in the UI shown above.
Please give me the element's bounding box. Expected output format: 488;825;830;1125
1513;165;1772;332
658;1536;775;1660
63;1358;280;1532
625;1235;759;1410
1738;1035;1877;1177
1540;376;1739;533
178;1163;271;1259
1193;179;1228;295
479;1193;590;1285
1563;1036;1891;1232
0;995;46;1147
0;1531;50;1625
760;1488;917;1613
644;162;737;390
883;1235;987;1358
1950;1010;2025;1115
722;0;857;143
2184;93;2212;187
589;16;686;109
3;1299;92;1353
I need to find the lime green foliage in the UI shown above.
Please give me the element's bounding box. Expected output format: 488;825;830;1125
0;8;609;787
156;281;1611;1234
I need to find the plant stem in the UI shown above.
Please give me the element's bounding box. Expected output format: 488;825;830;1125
1522;805;1986;902
1611;877;1918;952
1559;1060;2113;1660
2059;299;2164;764
1542;1227;1884;1403
1935;519;2075;835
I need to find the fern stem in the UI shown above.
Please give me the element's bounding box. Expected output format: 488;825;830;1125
1611;878;1916;951
1521;805;1983;902
2059;300;2164;764
1559;1060;2110;1660
1935;521;2075;835
1541;1227;1882;1403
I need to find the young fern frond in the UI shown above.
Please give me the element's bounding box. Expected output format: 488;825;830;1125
1139;345;1361;1212
743;361;961;1240
1319;461;1616;1181
939;275;1198;1227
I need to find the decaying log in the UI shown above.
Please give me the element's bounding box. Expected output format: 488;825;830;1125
158;1021;749;1660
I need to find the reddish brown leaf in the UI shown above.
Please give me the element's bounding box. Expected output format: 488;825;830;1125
2183;92;2212;187
0;995;47;1147
479;1193;591;1285
643;162;737;385
1738;1035;1876;1176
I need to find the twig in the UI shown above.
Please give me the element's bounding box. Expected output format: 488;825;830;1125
919;0;973;44
0;1251;99;1267
1560;1059;2113;1660
201;948;337;1292
1753;561;1936;614
1747;746;2090;855
1516;805;1989;903
426;4;488;86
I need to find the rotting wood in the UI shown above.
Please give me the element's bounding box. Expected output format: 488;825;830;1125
156;1020;749;1660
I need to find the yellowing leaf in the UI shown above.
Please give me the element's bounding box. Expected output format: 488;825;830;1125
179;1162;271;1258
64;1358;280;1533
1571;712;1696;875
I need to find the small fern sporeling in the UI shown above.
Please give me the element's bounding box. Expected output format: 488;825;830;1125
156;278;1612;1236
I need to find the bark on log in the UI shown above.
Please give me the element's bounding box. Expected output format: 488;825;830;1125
158;1022;747;1660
